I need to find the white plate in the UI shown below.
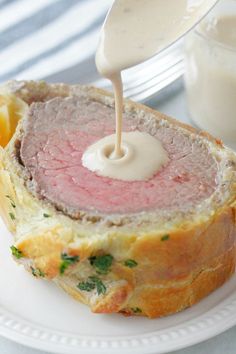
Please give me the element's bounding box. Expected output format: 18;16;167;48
1;217;236;354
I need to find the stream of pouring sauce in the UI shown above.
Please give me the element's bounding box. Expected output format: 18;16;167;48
83;0;218;181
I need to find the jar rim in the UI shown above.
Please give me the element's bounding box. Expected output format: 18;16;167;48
194;20;236;53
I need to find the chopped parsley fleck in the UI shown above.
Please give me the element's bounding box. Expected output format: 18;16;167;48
43;213;51;218
9;212;15;220
60;253;80;274
77;280;96;292
77;276;106;295
161;234;170;241
30;266;45;278
10;245;23;259
77;275;107;295
6;195;16;208
89;276;106;295
131;307;142;314
89;254;113;274
124;259;138;268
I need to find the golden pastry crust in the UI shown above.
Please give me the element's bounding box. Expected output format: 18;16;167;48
0;80;236;318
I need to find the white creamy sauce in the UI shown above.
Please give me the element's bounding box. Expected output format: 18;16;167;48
185;15;236;142
82;131;169;181
96;0;218;76
203;15;236;48
83;0;218;181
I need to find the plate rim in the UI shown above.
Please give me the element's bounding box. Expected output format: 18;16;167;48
0;283;236;354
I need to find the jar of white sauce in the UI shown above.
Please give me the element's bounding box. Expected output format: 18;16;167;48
184;0;236;147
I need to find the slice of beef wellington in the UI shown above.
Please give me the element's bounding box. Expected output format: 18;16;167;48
0;80;236;318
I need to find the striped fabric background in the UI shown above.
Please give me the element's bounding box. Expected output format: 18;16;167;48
0;0;184;101
0;0;111;83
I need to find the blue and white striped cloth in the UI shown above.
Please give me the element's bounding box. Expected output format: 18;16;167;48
0;0;184;101
0;0;111;83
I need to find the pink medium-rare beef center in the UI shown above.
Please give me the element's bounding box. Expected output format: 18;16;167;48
20;96;218;215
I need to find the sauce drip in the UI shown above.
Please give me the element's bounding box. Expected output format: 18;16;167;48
83;0;218;181
82;131;169;181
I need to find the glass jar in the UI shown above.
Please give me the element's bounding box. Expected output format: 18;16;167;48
184;0;236;146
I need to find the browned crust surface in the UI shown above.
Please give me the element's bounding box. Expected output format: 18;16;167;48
53;206;236;317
